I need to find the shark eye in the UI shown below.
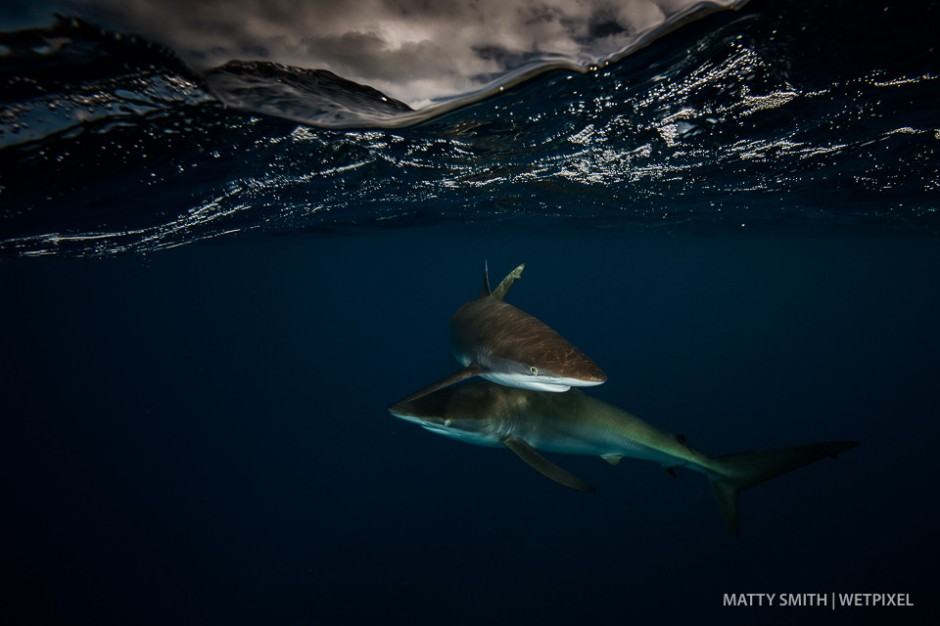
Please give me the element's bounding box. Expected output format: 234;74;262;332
529;366;539;376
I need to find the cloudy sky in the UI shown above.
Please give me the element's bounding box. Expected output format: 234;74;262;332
11;0;745;107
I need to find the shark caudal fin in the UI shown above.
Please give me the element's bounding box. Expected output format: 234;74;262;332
708;441;859;535
480;261;525;300
492;263;525;300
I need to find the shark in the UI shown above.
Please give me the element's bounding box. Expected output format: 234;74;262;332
389;382;859;534
399;262;606;403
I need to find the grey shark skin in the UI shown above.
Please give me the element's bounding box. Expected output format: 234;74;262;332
389;383;859;535
400;262;606;403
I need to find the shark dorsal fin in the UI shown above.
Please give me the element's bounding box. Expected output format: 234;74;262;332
503;437;596;492
492;263;525;301
481;260;492;297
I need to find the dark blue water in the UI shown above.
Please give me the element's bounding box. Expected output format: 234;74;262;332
3;230;938;624
2;0;939;624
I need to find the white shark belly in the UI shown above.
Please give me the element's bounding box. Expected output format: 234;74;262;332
480;370;571;392
516;419;688;466
530;435;653;459
454;349;602;392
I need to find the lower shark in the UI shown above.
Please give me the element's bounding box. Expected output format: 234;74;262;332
389;383;858;534
399;262;606;403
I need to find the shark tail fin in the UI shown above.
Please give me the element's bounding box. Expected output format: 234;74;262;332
492;263;525;301
480;261;525;299
708;441;859;535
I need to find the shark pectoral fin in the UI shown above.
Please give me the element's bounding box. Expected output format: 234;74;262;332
601;454;622;466
492;263;525;301
503;437;596;493
396;366;485;404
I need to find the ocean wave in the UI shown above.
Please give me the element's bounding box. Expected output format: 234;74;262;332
2;2;747;134
54;0;747;119
1;0;938;257
0;16;210;148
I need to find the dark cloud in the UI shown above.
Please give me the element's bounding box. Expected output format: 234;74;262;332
55;0;746;106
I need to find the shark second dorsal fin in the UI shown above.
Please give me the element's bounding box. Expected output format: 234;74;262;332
492;263;525;301
503;437;596;493
676;434;696;456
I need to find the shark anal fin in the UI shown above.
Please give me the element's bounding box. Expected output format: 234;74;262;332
396;366;484;404
601;454;622;466
503;437;596;493
492;263;525;301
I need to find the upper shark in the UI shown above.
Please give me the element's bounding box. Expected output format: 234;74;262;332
400;262;606;403
389;382;858;534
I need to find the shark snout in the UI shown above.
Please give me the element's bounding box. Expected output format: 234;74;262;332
554;359;606;387
388;391;452;423
387;399;416;419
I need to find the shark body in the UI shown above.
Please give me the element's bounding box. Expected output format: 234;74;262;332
389;382;858;534
400;263;606;402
